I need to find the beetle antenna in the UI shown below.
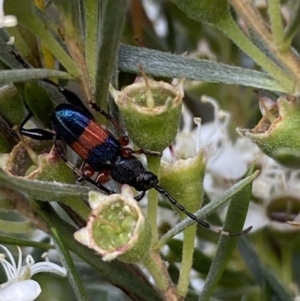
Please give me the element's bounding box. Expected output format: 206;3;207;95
152;182;252;236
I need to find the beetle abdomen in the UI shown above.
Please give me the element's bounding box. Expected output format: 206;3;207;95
52;104;121;171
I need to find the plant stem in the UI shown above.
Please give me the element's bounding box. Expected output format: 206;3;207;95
84;0;99;88
51;227;90;301
143;251;179;301
34;0;55;71
176;224;197;297
95;0;129;118
146;155;161;244
282;2;300;50
254;231;281;276
281;243;293;286
156;171;259;248
219;2;295;92
158;152;205;297
143;252;170;291
229;0;300;89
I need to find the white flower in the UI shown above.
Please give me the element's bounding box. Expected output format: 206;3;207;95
162;104;196;161
163;96;253;203
141;0;167;37
239;153;300;232
198;96;248;180
0;245;67;301
165;96;250;180
246;156;300;232
0;0;17;28
190;40;217;61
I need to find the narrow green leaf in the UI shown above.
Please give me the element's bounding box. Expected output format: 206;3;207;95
5;0;80;77
84;0;99;86
0;170;91;201
268;0;284;47
157;170;259;248
168;239;248;287
53;0;84;39
170;0;296;92
0;235;54;249
51;227;90;301
0;239;53;258
24;82;56;129
0;69;72;86
118;45;288;92
198;166;255;301
246;28;285;69
0;219;33;234
238;237;294;301
95;0;129;109
0;199;14;210
282;2;300;50
0;36;31;69
7;25;42;68
171;0;230;26
0;172;90;219
0;135;11;153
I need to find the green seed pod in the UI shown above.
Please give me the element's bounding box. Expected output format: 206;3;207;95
110;76;184;152
238;95;300;168
5;138;52;177
5;138;76;201
74;186;151;262
159;150;207;216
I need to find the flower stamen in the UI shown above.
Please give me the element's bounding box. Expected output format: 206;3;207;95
139;64;154;108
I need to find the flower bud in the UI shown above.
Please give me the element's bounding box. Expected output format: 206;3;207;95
237;95;300;168
74;186;151;262
110;76;184;152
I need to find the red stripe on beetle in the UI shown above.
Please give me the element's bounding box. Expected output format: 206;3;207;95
69;121;111;160
79;121;110;148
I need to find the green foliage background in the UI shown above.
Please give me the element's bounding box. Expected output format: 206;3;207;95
0;1;300;301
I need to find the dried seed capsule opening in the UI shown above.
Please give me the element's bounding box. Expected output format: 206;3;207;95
238;94;300;168
91;199;139;250
75;187;152;262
